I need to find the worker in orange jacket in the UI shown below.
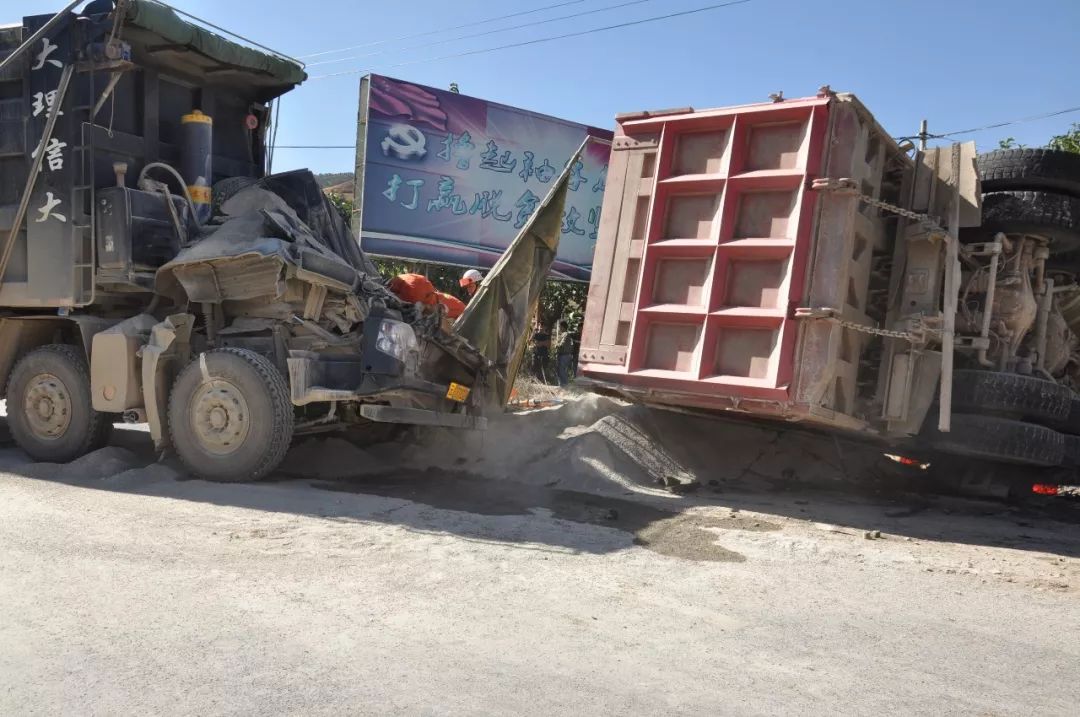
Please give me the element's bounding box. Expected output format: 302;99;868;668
388;273;466;319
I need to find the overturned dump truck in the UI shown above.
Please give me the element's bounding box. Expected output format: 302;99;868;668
580;90;1080;474
0;2;559;481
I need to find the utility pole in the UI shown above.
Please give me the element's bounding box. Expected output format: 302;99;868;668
918;119;929;150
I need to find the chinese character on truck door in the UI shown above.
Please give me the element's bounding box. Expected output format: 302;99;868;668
35;192;66;223
32;38;63;71
32;90;63;118
31;137;67;172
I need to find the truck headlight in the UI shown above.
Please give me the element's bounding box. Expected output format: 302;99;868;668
375;319;418;361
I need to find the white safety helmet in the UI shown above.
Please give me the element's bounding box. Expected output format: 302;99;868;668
460;269;483;287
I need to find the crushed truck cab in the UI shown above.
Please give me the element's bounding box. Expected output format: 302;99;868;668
0;3;498;481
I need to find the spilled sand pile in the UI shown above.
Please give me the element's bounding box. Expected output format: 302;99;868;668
349;395;855;497
0;394;858;496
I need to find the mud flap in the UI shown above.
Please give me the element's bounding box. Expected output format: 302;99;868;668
883;349;942;436
141;313;193;450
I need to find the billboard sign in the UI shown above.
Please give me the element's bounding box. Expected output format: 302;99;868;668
355;74;612;282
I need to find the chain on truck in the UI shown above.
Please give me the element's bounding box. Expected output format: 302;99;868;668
577;87;1080;479
0;1;519;482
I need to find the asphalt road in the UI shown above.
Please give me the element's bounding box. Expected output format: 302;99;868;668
0;432;1078;715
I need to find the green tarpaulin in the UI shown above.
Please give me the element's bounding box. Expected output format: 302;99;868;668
124;1;306;88
453;142;584;406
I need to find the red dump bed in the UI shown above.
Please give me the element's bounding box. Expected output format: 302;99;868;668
579;92;905;432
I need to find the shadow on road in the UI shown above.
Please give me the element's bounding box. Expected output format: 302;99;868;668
0;414;1078;561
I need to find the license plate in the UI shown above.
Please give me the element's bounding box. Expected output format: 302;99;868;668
446;382;471;402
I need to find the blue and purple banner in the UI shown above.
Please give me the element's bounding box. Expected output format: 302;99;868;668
357;74;612;282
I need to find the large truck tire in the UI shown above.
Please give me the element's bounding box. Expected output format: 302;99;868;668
950;369;1071;422
978;149;1080;197
7;344;111;463
212;176;258;212
980;191;1080;254
923;413;1064;467
1047;395;1080;435
168;348;294;482
1063;434;1080;469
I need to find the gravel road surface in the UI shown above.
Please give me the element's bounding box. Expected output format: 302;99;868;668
0;414;1078;715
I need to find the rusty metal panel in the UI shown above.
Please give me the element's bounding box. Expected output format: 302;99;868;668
581;92;914;434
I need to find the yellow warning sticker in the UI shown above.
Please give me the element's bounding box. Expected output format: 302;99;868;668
446;382;471;402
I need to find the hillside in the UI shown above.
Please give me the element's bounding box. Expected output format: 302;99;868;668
314;172;352;189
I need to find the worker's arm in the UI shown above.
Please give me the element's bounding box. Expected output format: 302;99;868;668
436;292;466;319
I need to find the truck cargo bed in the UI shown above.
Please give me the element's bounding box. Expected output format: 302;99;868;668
579;92;912;433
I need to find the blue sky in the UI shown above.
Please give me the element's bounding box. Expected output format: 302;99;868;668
20;0;1080;173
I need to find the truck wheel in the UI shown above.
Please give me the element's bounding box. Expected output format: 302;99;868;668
950;369;1071;422
923;413;1064;467
168;348;294;482
1063;435;1080;469
978;149;1080;197
1047;395;1080;435
980;191;1080;254
7;344;110;462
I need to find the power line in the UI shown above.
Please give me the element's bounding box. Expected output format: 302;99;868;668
298;0;587;59
933;104;1080;140
277;100;1080;152
306;0;660;68
309;0;756;81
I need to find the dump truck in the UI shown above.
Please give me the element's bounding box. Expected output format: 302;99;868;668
579;89;1080;475
0;1;568;481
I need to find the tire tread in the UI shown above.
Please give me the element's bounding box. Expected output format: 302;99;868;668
8;344;106;462
925;413;1064;467
950;369;1071;421
168;348;294;482
980;190;1080;253
978;148;1080;196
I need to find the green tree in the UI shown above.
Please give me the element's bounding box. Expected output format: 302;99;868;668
997;124;1080;154
1048;123;1080;154
326;191;353;222
536;280;587;331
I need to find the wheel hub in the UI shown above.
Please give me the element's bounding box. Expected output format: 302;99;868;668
23;373;71;440
190;380;250;456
